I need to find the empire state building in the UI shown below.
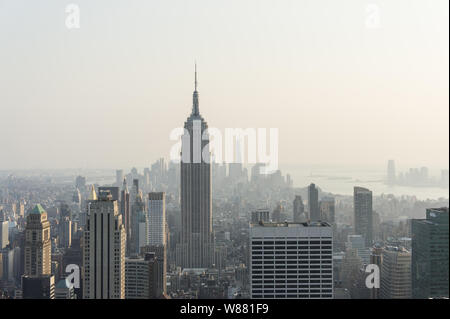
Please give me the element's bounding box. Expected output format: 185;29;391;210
177;65;214;268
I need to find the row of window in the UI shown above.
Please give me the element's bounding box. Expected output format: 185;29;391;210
252;294;333;298
252;240;332;245
252;245;332;249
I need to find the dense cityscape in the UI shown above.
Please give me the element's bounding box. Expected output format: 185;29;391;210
0;76;448;300
0;1;448;311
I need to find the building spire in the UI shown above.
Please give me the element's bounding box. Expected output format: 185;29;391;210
195;62;198;92
192;62;199;116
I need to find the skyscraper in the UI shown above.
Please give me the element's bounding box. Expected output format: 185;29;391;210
0;219;8;249
308;183;319;221
387;160;396;184
24;204;51;276
179;65;214;268
293;195;305;223
249;221;333;299
380;246;412;299
319;196;335;224
148;192;166;246
82;190;126;299
116;170;124;187
130;192;148;256
411;207;449;299
120;178;131;253
125;256;151;299
58;202;72;249
353;186;373;247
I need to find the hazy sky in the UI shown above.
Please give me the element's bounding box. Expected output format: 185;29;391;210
0;0;448;171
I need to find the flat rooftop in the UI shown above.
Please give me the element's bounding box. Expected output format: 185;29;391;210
250;221;331;228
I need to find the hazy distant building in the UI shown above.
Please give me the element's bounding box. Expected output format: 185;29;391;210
308;183;319;221
82;190;126;299
249;221;333;299
380;246;411;299
75;176;86;191
411;207;449;299
116;170;124;187
293;196;305;223
24;204;51;276
271;202;283;223
387;160;396;184
346;235;370;265
319;197;335;224
130;192;148;255
120;179;131;253
178;66;214;268
0;220;8;249
58;216;72;249
353;187;373;247
251;209;270;224
98;186;119;201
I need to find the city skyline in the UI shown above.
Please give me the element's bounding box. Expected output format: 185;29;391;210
0;0;448;303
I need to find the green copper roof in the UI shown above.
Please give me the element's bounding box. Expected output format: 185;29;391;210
30;204;46;215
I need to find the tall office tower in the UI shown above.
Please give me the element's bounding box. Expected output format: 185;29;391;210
116;170;124;187
18;202;25;218
143;168;151;189
411;207;449;299
308;183;319;221
60;202;72;220
353;186;373;247
346;235;370;264
140;248;166;297
82;190;126;299
249;221;333;299
98;187;120;201
131;179;139;202
387;160;396;184
179;65;214;268
0;219;8;249
24;205;51;276
370;244;383;299
319;197;335;224
125;256;151;299
380;246;412;299
130;192;148;255
272;203;283;223
58;217;72;249
251;209;270;224
58;202;72;249
120;179;131;250
1;248;15;283
79;186;96;228
148;192;166;246
251;163;265;184
293;195;305;223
